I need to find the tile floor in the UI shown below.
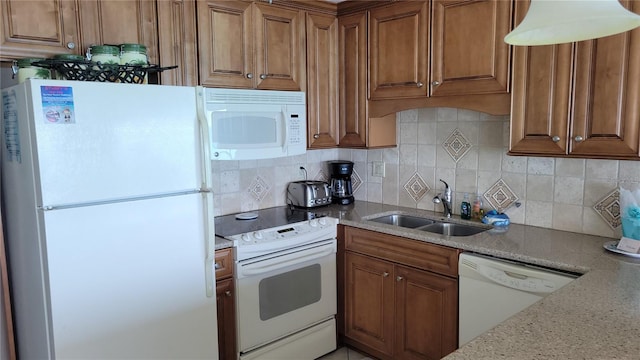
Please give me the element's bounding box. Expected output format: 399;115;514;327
317;346;373;360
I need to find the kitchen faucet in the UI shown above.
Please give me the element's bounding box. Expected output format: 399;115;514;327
433;179;452;218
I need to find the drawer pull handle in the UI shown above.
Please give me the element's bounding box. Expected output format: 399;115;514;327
215;262;221;270
383;272;389;277
552;135;561;142
225;290;232;297
396;276;403;282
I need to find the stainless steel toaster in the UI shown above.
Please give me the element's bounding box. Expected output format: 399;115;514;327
286;181;331;208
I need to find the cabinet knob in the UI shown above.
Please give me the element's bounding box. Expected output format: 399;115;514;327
432;81;440;86
552;136;561;143
260;74;267;80
313;134;320;139
225;290;232;297
246;73;253;79
396;276;403;281
417;82;424;88
382;272;389;277
574;135;584;142
66;42;76;50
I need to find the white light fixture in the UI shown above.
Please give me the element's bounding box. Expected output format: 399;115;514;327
505;0;640;46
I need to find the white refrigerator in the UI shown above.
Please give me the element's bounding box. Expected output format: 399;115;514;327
0;79;218;359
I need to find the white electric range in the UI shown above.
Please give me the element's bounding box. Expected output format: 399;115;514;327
215;206;338;360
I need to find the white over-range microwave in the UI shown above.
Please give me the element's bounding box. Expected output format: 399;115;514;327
197;87;307;160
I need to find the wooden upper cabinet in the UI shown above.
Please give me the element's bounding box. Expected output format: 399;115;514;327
509;0;573;156
431;0;512;96
368;1;429;100
510;0;640;159
1;0;159;66
509;42;574;156
571;2;640;158
339;11;368;147
197;0;253;88
253;3;305;91
307;13;339;148
196;0;305;90
79;1;159;64
157;0;199;86
0;0;81;59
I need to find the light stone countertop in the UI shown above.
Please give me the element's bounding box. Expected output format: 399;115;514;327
215;236;233;251
215;201;640;359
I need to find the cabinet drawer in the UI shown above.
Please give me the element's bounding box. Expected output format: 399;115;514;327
344;226;460;277
215;248;234;280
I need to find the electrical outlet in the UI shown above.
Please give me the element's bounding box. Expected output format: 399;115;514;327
373;161;385;177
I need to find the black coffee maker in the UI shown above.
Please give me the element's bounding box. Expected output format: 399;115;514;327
329;160;354;205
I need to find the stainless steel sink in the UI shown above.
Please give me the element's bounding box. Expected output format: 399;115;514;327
368;214;436;228
367;214;490;237
419;222;488;236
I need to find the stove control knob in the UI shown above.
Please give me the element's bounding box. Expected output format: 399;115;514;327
319;218;327;226
309;219;318;227
241;234;252;242
253;231;263;240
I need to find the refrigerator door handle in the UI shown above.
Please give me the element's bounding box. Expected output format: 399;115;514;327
205;254;215;297
203;191;216;298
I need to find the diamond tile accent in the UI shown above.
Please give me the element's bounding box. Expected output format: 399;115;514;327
351;169;363;194
316;169;329;183
442;128;472;162
483;179;519;212
594;189;621;229
247;175;271;202
403;172;431;203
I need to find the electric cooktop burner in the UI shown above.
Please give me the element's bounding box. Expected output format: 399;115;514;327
214;205;330;238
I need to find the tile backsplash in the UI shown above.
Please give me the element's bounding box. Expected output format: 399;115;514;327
212;107;640;239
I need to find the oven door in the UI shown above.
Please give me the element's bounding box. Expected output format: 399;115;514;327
235;239;337;353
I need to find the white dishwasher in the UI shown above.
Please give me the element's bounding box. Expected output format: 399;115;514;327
458;253;577;346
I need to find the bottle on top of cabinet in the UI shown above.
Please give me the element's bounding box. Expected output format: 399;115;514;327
472;195;483;220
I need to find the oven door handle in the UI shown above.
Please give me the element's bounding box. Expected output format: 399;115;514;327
240;244;334;277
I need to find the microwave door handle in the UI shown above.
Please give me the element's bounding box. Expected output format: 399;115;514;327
282;110;288;154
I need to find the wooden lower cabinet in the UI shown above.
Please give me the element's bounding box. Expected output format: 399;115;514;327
215;248;236;360
216;278;236;360
342;226;458;360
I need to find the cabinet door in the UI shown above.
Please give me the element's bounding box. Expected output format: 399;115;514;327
570;0;640;158
338;12;368;147
431;0;512;96
0;0;80;59
369;1;429;99
509;0;573;156
78;0;159;64
216;278;236;360
307;13;339;148
157;0;198;86
253;3;305;91
197;0;253;88
345;252;394;357
395;265;457;360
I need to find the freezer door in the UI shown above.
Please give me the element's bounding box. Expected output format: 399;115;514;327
19;80;203;206
43;194;218;358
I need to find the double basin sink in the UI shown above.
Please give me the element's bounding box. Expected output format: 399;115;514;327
367;214;490;237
